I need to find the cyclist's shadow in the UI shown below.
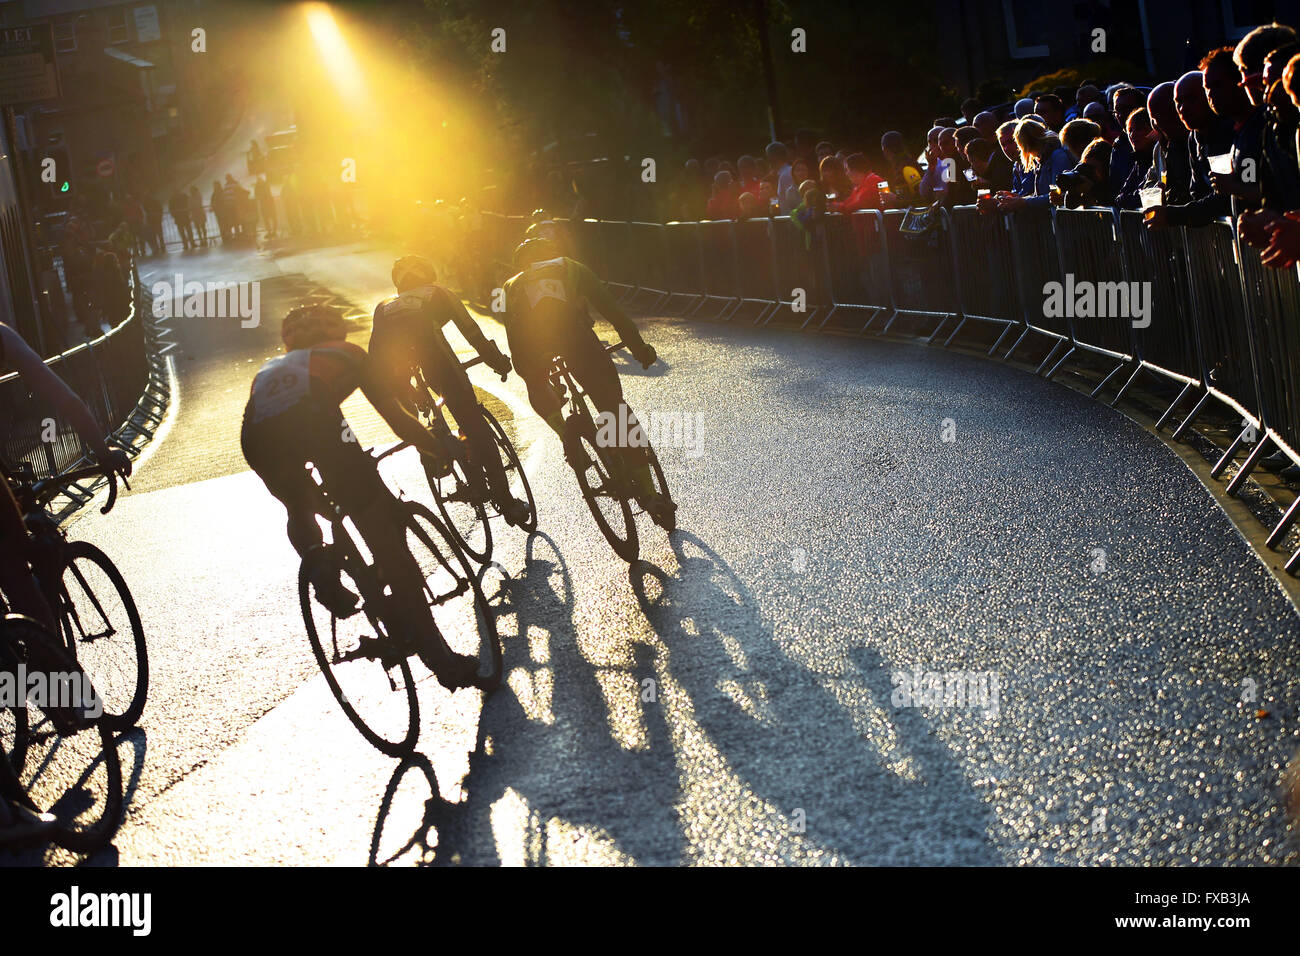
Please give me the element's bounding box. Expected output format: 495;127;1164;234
369;529;686;865
623;530;1001;864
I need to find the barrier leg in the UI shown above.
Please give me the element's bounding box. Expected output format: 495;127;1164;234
1003;326;1032;361
1285;545;1300;575
1155;381;1196;431
1225;435;1271;496
1034;339;1064;375
1265;495;1300;549
941;316;969;348
1107;363;1143;405
1171;391;1212;440
987;323;1015;356
1089;360;1129;398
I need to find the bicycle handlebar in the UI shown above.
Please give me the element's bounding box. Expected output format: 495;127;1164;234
28;463;129;516
461;354;509;382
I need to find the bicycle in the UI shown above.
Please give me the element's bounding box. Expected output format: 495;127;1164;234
0;612;123;853
299;442;501;757
548;340;675;562
410;356;537;563
5;462;148;731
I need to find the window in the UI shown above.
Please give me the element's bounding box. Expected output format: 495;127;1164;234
1222;0;1278;40
1003;0;1050;59
53;20;76;53
107;9;130;44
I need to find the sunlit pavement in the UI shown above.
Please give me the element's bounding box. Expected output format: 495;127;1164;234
17;236;1300;866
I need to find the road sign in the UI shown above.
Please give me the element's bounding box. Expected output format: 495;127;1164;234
97;156;115;178
0;25;59;106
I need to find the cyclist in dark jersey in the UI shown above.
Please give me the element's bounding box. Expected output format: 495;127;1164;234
501;238;669;516
240;304;479;689
0;321;129;846
370;255;529;526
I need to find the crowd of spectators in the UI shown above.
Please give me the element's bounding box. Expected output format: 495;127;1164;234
670;21;1300;271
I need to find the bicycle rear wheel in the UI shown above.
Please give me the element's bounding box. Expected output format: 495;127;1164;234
300;543;420;758
564;415;638;561
403;502;503;691
483;405;537;533
0;614;122;854
58;541;149;730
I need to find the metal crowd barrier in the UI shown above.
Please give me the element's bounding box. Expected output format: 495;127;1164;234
475;203;1300;573
2;263;169;516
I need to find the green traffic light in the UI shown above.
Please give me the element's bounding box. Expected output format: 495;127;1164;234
60;182;69;192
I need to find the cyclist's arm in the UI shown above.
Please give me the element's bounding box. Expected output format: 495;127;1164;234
358;360;441;457
574;261;647;349
440;288;500;358
0;322;116;465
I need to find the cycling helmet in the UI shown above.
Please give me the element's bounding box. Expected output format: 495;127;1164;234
391;254;437;292
512;237;558;269
525;219;559;241
282;304;347;351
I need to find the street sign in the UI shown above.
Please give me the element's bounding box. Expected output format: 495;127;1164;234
0;25;59;106
97;156;115;178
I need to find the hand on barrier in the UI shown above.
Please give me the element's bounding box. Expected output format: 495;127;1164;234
1239;209;1282;248
1260;213;1300;270
1142;207;1170;231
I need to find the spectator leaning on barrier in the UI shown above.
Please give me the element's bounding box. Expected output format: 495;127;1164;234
1115;107;1157;207
1146;81;1195;205
829;153;885;213
1174;67;1234;203
767;142;796;213
819;154;852;203
737;155;762;197
1242;52;1300;267
918;126;948;203
997;119;1072;211
1257;41;1300;212
1148;51;1255;228
782;158;813;213
880;131;923;205
1055;138;1114;208
706;169;740;220
966;138;1013;192
737;191;761;219
996;120;1033;196
1061;118;1104;162
1108;85;1147;191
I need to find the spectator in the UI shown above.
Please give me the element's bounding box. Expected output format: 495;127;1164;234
966;138;1013;192
792;184;827;251
737;155;762;197
169;187;193;251
255;175;278;238
960;97;981;125
939;126;976;204
758;178;779;216
996;119;1071;210
918;126;948;202
1142;81;1196;207
1174;68;1234;203
954;125;981;158
1057;139;1114;208
996;120;1033;196
210;180;229;242
1250;52;1300;266
1060;118;1103;161
829;153;885;212
818;154;852;202
1258;40;1300;212
1235;22;1297;107
1013;97;1036;118
1034;93;1067;131
188;185;208;246
1075;83;1105;117
880;131;923;204
737;191;761;219
973;110;998;142
815;140;835;162
782;158;813;213
766;142;796;212
706;169;740;220
121;194;146;257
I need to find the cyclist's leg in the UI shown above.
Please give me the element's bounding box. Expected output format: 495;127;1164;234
423;343;510;499
563;327;656;496
0;479;56;635
506;326;566;436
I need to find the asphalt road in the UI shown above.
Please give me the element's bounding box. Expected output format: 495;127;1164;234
13;236;1300;866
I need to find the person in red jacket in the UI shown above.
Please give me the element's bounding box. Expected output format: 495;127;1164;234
829;153;885;213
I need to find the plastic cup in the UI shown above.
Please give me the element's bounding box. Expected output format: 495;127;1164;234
1139;186;1163;210
1208;152;1233;175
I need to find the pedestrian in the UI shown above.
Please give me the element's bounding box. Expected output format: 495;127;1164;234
169;187;193;251
210;180;229;242
189;185;208;246
254;174;277;237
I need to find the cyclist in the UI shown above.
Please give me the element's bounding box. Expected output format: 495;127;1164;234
0;322;131;636
239;304;479;689
501;238;672;520
371;255;530;527
0;320;127;849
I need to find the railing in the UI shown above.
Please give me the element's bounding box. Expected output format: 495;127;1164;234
476;206;1300;575
1;262;169;517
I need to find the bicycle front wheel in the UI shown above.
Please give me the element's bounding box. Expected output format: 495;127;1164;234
58;541;149;730
428;454;493;564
